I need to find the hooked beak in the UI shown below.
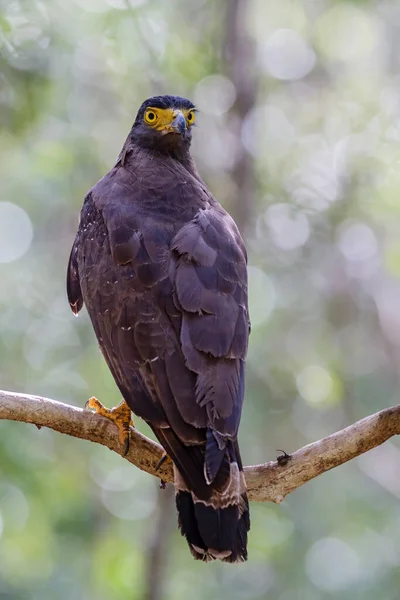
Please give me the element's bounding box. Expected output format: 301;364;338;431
170;111;186;135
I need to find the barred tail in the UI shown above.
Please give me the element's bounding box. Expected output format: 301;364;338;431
174;444;250;563
154;428;250;562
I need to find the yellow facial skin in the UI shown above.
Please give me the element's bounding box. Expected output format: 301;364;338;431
144;107;196;133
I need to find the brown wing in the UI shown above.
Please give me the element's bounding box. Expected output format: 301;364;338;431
169;205;249;482
68;181;250;561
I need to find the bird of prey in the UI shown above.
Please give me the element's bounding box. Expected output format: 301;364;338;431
67;95;250;562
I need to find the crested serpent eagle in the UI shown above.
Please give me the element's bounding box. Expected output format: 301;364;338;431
67;95;250;562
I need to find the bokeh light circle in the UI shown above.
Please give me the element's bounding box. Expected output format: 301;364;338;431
194;75;236;116
337;221;378;263
306;537;360;591
248;266;276;328
296;364;336;406
0;202;33;263
260;29;316;81
265;203;310;250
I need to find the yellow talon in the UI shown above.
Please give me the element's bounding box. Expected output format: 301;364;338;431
85;397;134;456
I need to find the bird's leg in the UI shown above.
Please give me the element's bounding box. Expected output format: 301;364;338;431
85;397;134;456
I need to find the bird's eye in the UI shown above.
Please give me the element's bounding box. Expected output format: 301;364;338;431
186;111;195;125
145;110;158;125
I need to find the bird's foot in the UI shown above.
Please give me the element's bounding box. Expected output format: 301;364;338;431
85;397;134;456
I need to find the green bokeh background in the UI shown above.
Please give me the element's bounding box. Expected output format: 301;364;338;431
1;0;400;598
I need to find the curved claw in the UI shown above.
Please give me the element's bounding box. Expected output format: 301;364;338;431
121;430;131;457
85;397;134;456
155;451;171;471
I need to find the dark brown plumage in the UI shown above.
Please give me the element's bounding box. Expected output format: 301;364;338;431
67;95;250;562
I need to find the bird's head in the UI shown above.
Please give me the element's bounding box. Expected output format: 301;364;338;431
130;95;196;155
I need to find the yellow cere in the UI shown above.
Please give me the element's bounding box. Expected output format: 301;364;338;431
144;107;195;130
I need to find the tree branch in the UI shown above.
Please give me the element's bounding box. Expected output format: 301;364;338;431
1;389;399;503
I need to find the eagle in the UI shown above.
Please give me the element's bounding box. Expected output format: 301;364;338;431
67;95;250;562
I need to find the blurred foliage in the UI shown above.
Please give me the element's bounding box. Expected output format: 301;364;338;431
1;0;400;598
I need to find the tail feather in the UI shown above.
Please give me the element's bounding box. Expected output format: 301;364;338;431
153;426;250;562
193;502;246;561
174;443;249;563
176;474;249;562
175;490;208;558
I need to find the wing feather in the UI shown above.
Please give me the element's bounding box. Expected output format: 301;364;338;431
170;207;249;440
66;236;83;315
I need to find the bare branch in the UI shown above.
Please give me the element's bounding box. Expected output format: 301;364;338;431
1;389;399;503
